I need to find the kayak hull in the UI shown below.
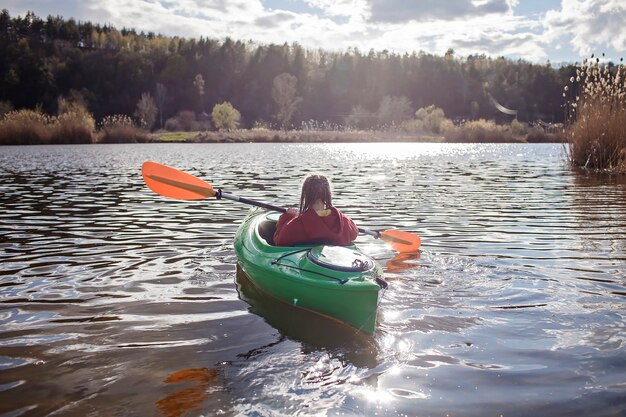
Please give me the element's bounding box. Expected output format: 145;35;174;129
233;209;384;334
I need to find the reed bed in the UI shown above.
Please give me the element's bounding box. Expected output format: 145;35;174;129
51;108;95;144
0;109;154;145
97;115;150;143
443;119;521;143
526;127;566;143
566;56;626;172
0;108;95;145
0;110;54;145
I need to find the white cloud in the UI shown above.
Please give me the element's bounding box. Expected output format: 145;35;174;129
454;31;547;61
366;0;515;23
255;11;297;28
307;0;368;17
543;0;626;57
358;13;546;61
78;0;273;40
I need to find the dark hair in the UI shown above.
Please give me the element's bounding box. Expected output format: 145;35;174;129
299;174;332;213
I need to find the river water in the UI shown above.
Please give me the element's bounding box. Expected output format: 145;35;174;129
0;143;625;417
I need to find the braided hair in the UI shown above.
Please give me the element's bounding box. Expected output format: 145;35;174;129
299;174;332;213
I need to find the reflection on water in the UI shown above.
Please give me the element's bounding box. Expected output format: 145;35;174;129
156;368;220;417
1;143;625;417
384;251;421;274
235;266;379;368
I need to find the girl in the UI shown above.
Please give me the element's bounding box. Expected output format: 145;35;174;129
273;174;359;246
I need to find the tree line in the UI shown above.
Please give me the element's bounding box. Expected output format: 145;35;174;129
0;10;577;130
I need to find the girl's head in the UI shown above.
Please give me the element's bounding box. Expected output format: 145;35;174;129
299;174;332;212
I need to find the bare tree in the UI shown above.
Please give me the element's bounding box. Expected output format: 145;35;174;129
272;73;302;129
155;83;167;129
193;74;205;112
135;92;158;131
345;105;375;130
377;95;413;126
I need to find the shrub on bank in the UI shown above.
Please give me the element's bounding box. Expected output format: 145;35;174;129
212;102;241;131
565;57;626;171
415;105;447;133
98;115;149;143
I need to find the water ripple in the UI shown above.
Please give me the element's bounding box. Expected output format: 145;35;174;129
1;143;625;417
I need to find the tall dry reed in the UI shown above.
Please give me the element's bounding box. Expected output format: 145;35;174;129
98;115;149;143
566;56;626;172
0;109;52;145
443;119;519;143
51;103;96;144
0;107;96;145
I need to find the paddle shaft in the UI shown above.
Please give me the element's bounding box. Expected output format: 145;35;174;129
142;161;419;251
217;190;380;238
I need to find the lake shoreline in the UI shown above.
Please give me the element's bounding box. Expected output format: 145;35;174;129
0;125;565;145
152;129;562;144
153;129;447;143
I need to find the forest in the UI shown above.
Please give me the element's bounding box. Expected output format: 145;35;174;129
0;10;576;130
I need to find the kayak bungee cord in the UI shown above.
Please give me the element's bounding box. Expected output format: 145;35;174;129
271;262;350;285
271;248;350;285
271;248;311;264
271;248;389;288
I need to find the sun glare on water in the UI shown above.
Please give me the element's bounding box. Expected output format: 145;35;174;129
308;142;495;162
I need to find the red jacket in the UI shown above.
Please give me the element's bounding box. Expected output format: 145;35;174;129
273;207;359;246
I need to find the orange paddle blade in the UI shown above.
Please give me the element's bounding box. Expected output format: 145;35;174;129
380;229;421;253
142;161;215;200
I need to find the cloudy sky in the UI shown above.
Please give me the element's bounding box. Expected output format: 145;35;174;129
4;0;626;63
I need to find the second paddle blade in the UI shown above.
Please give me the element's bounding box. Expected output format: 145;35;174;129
142;161;215;200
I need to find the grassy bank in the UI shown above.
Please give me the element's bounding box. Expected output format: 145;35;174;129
152;120;564;144
151;129;446;143
2;108;565;145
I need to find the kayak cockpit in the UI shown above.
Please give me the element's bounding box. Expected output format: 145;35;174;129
254;212;379;276
307;246;375;273
257;219;278;246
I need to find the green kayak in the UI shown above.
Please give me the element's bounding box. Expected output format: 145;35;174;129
234;208;387;334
